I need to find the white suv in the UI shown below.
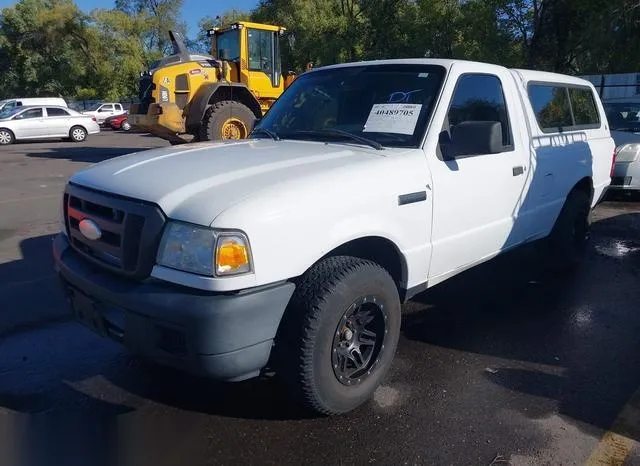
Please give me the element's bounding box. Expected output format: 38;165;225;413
54;59;614;415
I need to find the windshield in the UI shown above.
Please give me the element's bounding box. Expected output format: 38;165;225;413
605;102;640;132
0;107;24;119
216;29;240;61
253;64;446;148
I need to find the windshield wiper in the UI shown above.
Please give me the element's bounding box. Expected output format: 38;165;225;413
288;129;383;150
250;127;280;141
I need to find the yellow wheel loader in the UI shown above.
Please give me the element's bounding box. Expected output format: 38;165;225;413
128;22;300;144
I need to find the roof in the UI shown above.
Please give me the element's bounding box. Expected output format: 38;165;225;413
311;59;593;87
314;58;481;71
511;69;595;87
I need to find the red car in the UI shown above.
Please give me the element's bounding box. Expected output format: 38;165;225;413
104;112;131;131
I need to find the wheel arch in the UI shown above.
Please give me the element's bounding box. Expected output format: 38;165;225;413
307;236;410;302
572;176;594;204
69;124;88;138
0;127;15;138
186;82;262;133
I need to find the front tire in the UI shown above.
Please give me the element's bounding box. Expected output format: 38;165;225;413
541;189;591;271
69;126;87;143
0;128;14;145
276;256;401;415
121;120;131;131
200;101;256;141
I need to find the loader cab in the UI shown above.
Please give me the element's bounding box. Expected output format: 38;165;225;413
208;22;285;100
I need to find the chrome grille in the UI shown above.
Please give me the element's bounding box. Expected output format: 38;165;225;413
64;183;166;279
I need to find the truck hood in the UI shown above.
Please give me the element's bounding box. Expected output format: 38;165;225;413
69;139;384;225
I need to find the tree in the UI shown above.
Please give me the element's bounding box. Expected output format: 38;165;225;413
194;9;251;54
115;0;186;55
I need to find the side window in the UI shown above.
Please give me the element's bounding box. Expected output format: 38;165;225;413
447;74;513;149
248;28;273;75
15;108;43;119
568;87;600;126
100;104;114;112
46;107;70;117
528;85;573;131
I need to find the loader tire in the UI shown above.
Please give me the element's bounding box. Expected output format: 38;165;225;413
200;101;256;141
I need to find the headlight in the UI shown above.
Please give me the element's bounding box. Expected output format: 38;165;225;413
615;143;640;163
156;221;252;277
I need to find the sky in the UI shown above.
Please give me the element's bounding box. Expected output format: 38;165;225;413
0;0;258;38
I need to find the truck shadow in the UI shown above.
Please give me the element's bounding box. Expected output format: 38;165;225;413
403;211;640;440
0;234;69;337
24;146;153;164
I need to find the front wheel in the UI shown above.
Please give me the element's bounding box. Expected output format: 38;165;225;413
69;126;87;143
275;256;401;415
0;128;14;145
121;120;131;131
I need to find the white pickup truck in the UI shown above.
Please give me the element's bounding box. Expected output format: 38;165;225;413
81;103;125;124
53;59;614;415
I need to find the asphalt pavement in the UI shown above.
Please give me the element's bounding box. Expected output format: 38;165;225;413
0;132;639;466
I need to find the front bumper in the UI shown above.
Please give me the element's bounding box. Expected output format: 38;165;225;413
129;103;186;137
53;234;295;381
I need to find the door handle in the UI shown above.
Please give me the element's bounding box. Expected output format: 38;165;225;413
512;166;525;176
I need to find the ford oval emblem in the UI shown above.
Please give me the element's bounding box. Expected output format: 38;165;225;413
79;218;102;241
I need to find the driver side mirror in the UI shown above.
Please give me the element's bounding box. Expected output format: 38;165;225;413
439;121;504;159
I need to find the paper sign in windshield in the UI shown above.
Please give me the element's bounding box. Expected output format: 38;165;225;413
363;104;422;135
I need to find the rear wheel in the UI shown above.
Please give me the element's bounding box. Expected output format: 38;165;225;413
275;256;402;415
0;129;14;145
200;101;256;142
540;189;591;271
69;126;87;143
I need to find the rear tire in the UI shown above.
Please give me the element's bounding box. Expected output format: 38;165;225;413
540;189;591;272
69;126;87;143
0;128;14;145
275;256;401;415
200;101;256;142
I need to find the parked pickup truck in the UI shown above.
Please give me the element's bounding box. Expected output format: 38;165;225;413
53;59;614;415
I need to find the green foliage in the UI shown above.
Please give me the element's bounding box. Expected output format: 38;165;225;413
0;0;638;100
194;9;251;54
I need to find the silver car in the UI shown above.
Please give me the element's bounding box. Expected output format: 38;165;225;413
607;101;640;193
0;105;100;145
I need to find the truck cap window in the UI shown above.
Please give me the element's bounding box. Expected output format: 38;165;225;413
253;64;446;148
528;84;600;132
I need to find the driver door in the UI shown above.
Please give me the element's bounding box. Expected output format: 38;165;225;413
426;66;532;284
246;28;282;100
